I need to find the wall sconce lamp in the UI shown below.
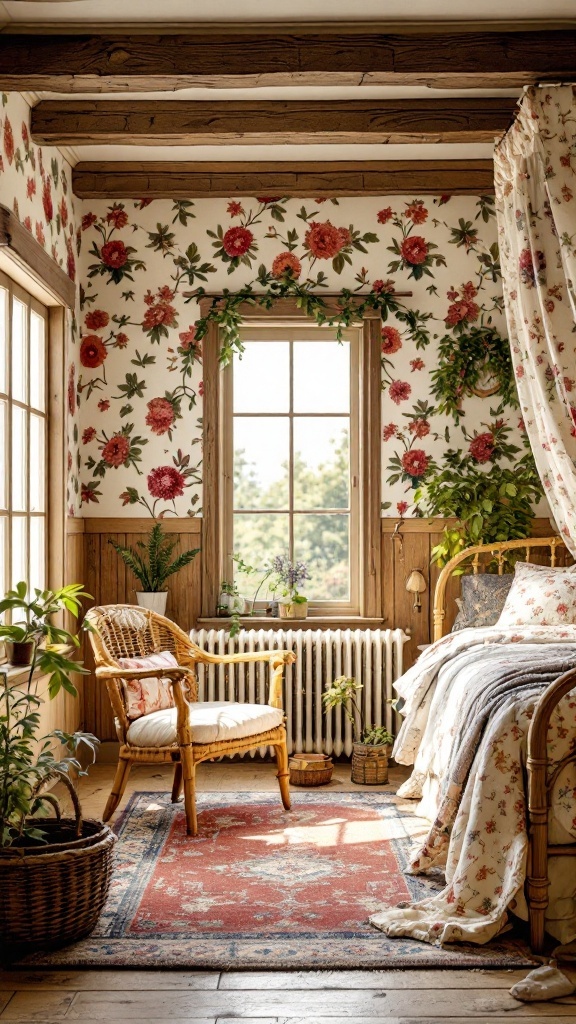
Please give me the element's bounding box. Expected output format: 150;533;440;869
405;568;427;612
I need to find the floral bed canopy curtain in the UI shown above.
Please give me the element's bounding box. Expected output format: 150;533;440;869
495;84;576;555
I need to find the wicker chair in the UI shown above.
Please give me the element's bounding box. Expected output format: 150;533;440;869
86;604;296;836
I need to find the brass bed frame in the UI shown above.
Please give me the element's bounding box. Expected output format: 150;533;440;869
432;535;576;953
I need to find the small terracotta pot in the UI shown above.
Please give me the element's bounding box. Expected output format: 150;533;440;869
6;640;35;667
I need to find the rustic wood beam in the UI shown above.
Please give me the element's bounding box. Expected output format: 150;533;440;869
72;160;495;198
0;30;574;91
31;98;517;146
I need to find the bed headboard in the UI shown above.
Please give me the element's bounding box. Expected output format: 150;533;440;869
433;535;573;642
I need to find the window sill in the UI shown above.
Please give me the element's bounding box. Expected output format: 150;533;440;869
0;660;44;686
196;616;385;631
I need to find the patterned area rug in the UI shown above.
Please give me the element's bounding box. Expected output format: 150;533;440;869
21;791;535;969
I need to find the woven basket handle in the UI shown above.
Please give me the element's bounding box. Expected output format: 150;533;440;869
31;770;83;838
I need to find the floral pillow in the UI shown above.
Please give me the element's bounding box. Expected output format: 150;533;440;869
117;651;178;720
452;573;513;631
496;562;576;627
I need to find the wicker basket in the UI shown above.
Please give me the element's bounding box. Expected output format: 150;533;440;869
351;743;390;785
289;753;333;787
0;774;116;953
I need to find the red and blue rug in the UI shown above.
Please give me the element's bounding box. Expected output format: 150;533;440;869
22;791;534;969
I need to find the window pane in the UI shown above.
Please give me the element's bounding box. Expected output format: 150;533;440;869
293;340;350;413
0;517;6;596
0;400;6;510
293;513;350;601
234;417;289;510
0;287;7;394
29;518;45;593
11;297;27;404
11;405;27;512
30;414;45;512
11;516;27;591
30;311;46;411
293;418;349;510
234;341;289;413
233;512;289;593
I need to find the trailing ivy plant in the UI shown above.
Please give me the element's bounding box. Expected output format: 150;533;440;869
187;271;419;365
414;449;543;568
431;321;517;422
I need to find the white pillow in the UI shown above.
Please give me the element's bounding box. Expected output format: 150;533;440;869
117;650;179;719
496;562;576;627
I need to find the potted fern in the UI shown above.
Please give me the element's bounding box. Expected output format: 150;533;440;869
109;522;200;615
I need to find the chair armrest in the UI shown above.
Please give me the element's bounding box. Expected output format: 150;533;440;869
96;665;195;681
192;650;296;668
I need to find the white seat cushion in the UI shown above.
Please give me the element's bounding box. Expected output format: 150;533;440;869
126;700;283;748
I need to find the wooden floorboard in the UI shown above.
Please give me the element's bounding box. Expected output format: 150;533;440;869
2;763;576;1022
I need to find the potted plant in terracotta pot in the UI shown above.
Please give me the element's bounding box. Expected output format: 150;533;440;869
322;676;394;785
0;582;116;954
109;522;200;615
0;582;92;668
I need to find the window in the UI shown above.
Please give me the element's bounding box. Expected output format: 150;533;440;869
222;326;360;614
0;270;48;594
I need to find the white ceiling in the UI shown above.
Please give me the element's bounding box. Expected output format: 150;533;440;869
0;0;575;24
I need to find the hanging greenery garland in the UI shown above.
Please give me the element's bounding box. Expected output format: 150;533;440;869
430;321;517;422
187;270;413;364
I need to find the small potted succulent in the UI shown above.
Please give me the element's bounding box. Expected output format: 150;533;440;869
110;522;199;615
322;676;394;785
272;556;310;620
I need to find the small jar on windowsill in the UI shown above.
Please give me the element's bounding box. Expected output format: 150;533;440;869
278;593;308;619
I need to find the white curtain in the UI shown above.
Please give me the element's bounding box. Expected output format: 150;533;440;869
495;84;576;555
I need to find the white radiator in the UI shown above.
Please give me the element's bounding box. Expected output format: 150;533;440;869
189;628;409;757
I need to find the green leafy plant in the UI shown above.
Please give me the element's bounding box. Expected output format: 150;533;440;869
415;451;543;568
109;522;200;592
0;582;98;847
322;676;394;747
431;322;517;422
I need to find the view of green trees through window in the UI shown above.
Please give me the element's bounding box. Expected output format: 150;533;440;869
229;332;357;605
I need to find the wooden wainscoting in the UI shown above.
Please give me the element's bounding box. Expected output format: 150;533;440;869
382;516;557;669
81;517;201;741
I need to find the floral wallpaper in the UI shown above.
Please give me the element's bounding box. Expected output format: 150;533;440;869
78;192;531;519
0;92;81;515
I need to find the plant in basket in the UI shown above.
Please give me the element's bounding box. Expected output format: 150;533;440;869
322;676;394;785
0;582;116;954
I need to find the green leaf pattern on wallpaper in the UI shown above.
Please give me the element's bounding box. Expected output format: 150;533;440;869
73;193;538;519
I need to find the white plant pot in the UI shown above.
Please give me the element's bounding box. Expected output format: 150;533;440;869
278;600;308;619
217;592;245;615
136;591;168;615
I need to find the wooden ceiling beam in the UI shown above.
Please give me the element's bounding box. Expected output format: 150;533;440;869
72;160;495;198
31;98;517;146
0;30;575;91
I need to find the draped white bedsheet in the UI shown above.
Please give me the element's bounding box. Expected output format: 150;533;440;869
370;626;576;946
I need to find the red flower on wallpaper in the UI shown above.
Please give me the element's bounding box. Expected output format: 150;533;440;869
256;197;281;204
389;380;412;404
80;335;108;369
82;212;98;231
114;332;129;348
82;427;96;444
59;196;69;229
35;222;45;247
377;207;393;224
143;302;177;330
445;299;480;326
469;431;495;463
399;236;428;266
178;325;198;350
304;221;343;260
410;358;425;371
401;449;429;477
3;117;14;165
101;240;129;269
145;397;175;436
98;398;110;412
381;326;402;355
101;434;130;467
397;500;409;516
227;201;244;217
23;216;32;232
382;423;398;441
372;278;395;294
272;251;302;278
106;204;129;229
67;363;76;416
409;418;430;438
42;178;53;223
26;177;36;199
222;226;254;257
85;309;110;331
404;200;428;225
147;465;186;501
66;237;76;282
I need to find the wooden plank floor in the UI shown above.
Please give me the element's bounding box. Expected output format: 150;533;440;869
2;761;576;1023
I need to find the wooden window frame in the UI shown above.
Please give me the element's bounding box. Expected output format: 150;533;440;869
201;297;382;623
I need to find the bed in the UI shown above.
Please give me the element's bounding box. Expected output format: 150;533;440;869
370;536;576;953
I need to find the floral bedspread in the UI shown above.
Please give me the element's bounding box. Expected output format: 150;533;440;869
370;626;576;946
